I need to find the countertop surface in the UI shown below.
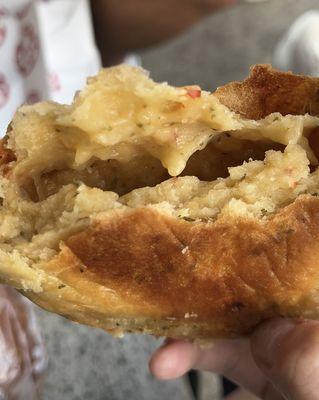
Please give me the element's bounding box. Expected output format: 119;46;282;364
36;309;193;400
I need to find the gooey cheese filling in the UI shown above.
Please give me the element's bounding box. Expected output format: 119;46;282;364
0;65;319;262
7;65;319;185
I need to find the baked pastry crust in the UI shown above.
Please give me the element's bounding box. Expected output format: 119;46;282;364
215;64;319;119
1;65;319;339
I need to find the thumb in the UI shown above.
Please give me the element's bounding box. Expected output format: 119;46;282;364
251;318;319;400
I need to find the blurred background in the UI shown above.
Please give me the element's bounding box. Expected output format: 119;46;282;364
141;0;319;88
33;1;318;399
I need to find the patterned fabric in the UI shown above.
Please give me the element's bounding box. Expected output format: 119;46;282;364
0;0;101;136
0;287;47;399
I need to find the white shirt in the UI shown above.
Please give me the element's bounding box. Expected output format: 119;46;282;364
273;11;319;77
0;0;101;136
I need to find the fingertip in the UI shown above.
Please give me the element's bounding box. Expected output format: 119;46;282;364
149;340;198;380
251;318;319;399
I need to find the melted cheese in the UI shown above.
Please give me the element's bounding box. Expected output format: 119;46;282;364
8;65;319;183
57;66;244;175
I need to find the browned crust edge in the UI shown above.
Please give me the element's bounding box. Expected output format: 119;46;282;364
215;64;319;119
28;195;319;339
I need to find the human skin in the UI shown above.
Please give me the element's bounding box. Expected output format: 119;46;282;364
150;318;319;400
90;0;237;65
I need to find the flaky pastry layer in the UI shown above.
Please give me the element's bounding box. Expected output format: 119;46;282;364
1;65;319;338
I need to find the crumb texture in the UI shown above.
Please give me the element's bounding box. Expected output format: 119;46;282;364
1;64;319;338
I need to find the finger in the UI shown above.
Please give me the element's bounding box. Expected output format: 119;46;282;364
150;337;268;396
149;340;199;379
251;318;319;400
192;338;268;396
226;388;261;400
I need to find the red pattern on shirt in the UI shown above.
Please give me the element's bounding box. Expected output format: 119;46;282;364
0;7;8;17
0;24;6;47
16;23;39;76
26;89;41;104
48;72;61;92
15;3;32;20
0;73;9;108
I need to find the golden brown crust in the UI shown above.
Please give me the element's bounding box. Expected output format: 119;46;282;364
215;64;319;119
28;195;319;338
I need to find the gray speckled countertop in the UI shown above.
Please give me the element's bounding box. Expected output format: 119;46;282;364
35;1;319;399
36;309;194;400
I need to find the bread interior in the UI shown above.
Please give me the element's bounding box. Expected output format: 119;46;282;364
1;65;319;269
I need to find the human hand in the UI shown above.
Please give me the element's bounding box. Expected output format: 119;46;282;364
150;318;319;399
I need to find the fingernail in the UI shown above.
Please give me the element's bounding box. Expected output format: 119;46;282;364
251;318;298;371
